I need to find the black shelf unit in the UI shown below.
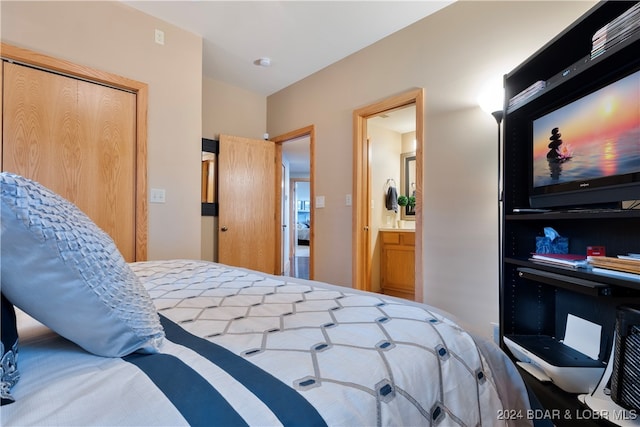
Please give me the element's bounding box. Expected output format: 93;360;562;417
500;2;640;425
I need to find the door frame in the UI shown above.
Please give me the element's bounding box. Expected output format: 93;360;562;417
1;43;149;260
272;125;315;279
353;89;424;301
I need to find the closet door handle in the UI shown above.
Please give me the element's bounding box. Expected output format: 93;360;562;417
221;226;228;232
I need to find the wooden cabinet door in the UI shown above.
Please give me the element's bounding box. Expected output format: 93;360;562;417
218;134;277;274
380;232;415;300
2;62;137;261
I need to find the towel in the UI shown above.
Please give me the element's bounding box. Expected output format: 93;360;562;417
385;186;398;212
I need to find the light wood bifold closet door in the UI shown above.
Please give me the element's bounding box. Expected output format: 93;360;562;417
2;61;137;262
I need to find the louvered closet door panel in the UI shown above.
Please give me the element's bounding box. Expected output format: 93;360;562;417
2;62;137;261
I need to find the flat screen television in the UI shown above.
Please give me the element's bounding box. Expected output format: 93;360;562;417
530;68;640;209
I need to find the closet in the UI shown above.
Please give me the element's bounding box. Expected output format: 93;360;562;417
1;43;148;261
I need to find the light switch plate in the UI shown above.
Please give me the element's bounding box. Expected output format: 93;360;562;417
150;188;166;203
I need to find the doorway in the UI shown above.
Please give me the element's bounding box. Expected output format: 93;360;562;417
291;178;310;279
273;125;315;280
353;89;424;301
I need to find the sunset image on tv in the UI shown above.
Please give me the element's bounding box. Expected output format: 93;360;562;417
532;69;640;188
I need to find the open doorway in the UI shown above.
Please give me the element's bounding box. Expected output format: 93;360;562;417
273;126;315;280
291;178;310;279
353;89;424;302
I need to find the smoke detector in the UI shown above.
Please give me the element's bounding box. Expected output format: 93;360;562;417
254;57;271;67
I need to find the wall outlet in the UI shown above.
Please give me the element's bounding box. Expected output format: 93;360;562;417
154;29;165;45
345;194;352;206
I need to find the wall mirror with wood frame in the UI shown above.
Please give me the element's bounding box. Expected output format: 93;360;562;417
401;151;416;220
202;138;218;216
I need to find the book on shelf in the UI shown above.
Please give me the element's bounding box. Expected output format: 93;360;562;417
591;2;640;59
618;253;640;261
587;255;640;275
508;80;546;108
529;253;588;268
591;267;640;282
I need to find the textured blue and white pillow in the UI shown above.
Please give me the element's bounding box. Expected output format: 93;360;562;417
1;293;19;405
0;172;164;357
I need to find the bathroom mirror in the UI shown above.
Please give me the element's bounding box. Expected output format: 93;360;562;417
201;138;218;216
400;151;416;220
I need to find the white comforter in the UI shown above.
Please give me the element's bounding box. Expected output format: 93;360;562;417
3;260;532;426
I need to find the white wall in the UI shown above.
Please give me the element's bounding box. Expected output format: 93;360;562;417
266;1;597;339
1;0;203;261
295;181;311;201
424;108;501;334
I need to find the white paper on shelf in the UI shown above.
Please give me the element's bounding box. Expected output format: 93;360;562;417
563;314;602;360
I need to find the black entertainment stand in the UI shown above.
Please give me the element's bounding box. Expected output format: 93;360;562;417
500;2;640;426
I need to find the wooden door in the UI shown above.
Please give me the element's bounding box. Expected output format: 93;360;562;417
380;231;415;300
218;134;277;274
2;61;137;261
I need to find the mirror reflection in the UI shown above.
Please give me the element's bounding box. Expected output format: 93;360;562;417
201;152;216;203
201;138;219;216
401;151;416;219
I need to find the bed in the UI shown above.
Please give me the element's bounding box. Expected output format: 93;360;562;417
0;172;534;426
297;222;311;245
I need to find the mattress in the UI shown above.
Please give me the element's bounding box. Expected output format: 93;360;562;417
297;224;310;242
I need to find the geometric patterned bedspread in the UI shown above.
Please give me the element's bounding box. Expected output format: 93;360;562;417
2;259;531;426
132;260;530;427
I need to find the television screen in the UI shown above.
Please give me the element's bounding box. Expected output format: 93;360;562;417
532;69;640;198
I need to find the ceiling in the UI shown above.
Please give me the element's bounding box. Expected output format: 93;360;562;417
124;1;440;174
123;0;454;96
120;2;595;174
368;105;416;135
283;104;415;174
283;135;311;175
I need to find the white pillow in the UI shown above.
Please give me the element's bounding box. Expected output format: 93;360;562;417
0;172;164;357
